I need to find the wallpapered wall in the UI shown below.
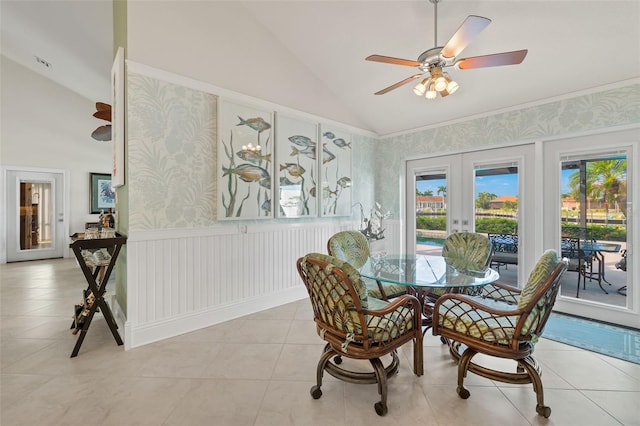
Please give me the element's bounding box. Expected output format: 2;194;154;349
127;72;378;230
128;74;218;229
374;83;640;217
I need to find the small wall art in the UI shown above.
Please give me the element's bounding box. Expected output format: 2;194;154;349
218;99;274;219
275;113;318;218
90;173;115;213
319;124;352;216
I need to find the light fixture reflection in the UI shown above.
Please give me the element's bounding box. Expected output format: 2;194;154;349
242;143;262;152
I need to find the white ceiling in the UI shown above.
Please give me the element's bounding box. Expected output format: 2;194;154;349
2;0;639;136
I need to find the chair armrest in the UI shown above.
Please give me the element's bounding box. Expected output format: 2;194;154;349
480;281;521;304
363;293;422;317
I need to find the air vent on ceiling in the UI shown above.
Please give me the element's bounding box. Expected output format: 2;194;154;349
34;56;52;69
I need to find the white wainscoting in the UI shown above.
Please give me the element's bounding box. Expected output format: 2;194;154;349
123;220;402;349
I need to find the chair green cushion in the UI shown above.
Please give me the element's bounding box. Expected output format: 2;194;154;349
442;232;492;273
327;231;370;269
517;249;559;309
437;295;520;344
366;297;415;344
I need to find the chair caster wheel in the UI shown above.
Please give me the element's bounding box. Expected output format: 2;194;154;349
457;386;470;399
536;404;551;418
310;385;322;399
333;355;342;365
374;401;388;416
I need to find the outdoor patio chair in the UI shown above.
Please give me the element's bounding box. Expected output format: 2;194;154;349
328;230;406;300
432;249;567;418
296;253;423;416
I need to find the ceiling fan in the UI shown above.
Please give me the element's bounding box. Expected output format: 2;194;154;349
366;0;528;98
91;102;112;141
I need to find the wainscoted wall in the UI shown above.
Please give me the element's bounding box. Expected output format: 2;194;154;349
123;220;401;348
124;67;382;348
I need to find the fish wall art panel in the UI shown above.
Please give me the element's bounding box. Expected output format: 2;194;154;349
275;113;319;218
218;99;274;219
319;124;352;217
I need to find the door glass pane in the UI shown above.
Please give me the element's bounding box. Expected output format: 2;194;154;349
415;172;447;255
474;165;519;285
559;156;627;307
19;181;52;250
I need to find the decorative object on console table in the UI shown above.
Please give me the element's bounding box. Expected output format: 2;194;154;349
218;99;274;219
275;113;318;218
68;232;127;357
90;173;115;214
319;124;351;217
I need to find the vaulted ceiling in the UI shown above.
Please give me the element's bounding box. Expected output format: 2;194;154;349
2;1;639;136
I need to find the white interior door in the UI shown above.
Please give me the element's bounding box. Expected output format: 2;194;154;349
5;169;65;262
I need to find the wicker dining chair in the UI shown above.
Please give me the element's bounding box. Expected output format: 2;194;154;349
432;249;567;418
327;230;406;300
424;232;494;310
296;253;423;416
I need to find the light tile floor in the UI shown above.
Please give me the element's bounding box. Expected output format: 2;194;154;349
1;259;639;426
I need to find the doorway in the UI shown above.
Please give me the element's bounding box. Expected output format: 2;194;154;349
543;130;637;328
5;169;65;262
406;144;535;285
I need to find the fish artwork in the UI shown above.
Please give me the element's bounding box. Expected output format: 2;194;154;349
237;116;271;133
236;149;272;164
222;164;270;183
322;131;335;139
280;163;306;177
290;146;316;160
261;197;271;214
332;138;351;149
337;177;352;188
280;176;297;186
322;145;336;164
288;135;315;147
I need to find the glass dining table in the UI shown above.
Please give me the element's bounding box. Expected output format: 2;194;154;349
358;254;500;328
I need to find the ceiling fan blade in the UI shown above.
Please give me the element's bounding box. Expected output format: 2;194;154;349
91;124;112;141
366;54;421;67
441;15;491;59
93;109;112;122
456;49;528;69
95;102;111;111
374;74;423;95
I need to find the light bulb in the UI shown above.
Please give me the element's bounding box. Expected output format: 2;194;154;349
425;82;437;99
434;76;448;92
413;78;429;96
447;80;459;94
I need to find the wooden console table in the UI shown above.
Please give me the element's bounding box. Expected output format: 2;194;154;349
69;232;127;357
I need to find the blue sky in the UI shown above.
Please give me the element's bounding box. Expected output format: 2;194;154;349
417;170;574;198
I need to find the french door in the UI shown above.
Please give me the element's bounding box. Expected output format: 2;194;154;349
543;130;637;328
406;144;536;285
5;169;66;262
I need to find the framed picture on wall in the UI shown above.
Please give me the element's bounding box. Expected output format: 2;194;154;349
111;46;125;187
90;173;115;213
275;113;318;218
319;124;352;217
217;99;274;219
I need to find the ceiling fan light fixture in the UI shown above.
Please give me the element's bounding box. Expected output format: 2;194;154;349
446;79;459;94
425;82;437;99
413;78;429;96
